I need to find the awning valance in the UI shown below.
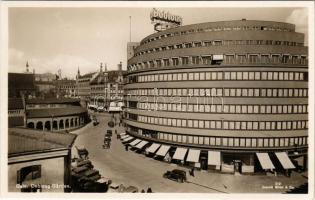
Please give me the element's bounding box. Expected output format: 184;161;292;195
135;141;149;149
129;139;141;147
120;135;128;139
122;136;133;142
146;143;161;154
186;149;200;163
275;152;295;169
172;147;188;161
208;151;221;166
155;145;171;157
256;153;275;170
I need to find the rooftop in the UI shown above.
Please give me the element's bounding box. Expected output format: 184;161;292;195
27;98;80;104
8;73;36;90
26;106;87;118
78;72;96;79
8;127;77;156
8;98;24;110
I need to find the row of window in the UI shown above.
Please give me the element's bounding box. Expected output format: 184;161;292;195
154;132;307;148
142;25;296;45
134;102;308;114
134;115;308;131
132;71;307;83
128;54;308;72
136;40;304;57
126;88;308;98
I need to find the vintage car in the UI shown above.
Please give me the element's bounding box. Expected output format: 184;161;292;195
106;130;113;137
163;169;187;183
75;146;89;159
93;119;99;126
108;184;138;193
97;106;105;112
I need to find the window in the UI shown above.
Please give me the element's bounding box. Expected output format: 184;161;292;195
225;55;234;64
261;55;269;64
192;56;200;65
202;56;211;65
249;55;258;63
238;55;247;63
163;59;170;67
182;57;189;65
17;165;41;184
271;55;280;63
172;58;179;66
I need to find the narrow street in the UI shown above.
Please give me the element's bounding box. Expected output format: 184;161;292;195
71;112;307;193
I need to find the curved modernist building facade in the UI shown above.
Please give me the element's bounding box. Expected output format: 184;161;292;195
125;20;308;173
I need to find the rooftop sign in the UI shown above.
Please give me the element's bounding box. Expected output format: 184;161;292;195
150;8;183;32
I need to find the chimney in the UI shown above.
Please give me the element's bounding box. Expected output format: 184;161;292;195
33;69;35;74
118;61;122;71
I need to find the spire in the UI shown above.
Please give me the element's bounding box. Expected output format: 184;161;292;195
76;67;80;79
105;63;107;72
26;61;29;73
100;62;103;72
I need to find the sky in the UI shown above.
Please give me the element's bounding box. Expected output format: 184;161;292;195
8;6;308;79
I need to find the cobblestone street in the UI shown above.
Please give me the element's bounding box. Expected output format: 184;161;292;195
71;113;308;193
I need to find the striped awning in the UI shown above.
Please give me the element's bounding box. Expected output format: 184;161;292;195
129;139;141;147
135;141;149;149
275;152;295;169
155;145;171;157
256;153;275;170
172;147;188;160
208;151;221;166
186;149;200;163
146;143;161;154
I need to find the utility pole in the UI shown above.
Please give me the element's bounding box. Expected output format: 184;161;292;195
129;16;131;42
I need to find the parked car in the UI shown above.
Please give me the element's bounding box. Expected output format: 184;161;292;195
97;106;105;112
123;186;139;193
106;130;113;137
108;184;138;193
163;169;187;183
93;119;99;126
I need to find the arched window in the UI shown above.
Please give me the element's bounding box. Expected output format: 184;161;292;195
17;165;41;185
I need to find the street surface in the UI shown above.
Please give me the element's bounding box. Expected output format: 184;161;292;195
71;112;307;193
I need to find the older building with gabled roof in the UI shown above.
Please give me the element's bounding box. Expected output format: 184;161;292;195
8;128;77;192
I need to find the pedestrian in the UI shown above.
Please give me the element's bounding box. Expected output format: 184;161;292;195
125;145;128;151
141;189;145;193
115;129;117;135
288;170;292;177
147;187;152;193
190;168;195;177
